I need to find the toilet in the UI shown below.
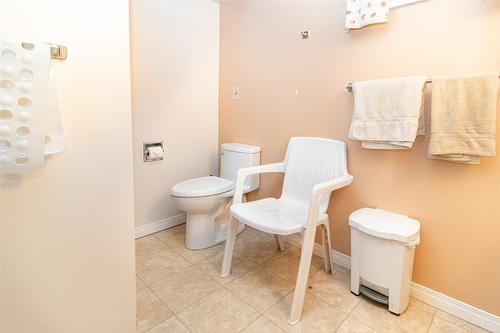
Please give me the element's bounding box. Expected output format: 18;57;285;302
171;143;261;249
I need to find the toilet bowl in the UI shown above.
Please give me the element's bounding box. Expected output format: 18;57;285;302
171;176;243;249
171;143;261;249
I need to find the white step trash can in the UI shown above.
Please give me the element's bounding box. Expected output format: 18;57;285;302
349;208;420;315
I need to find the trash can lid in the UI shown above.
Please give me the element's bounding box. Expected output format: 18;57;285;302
349;208;420;244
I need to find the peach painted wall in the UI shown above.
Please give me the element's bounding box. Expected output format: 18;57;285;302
219;0;500;315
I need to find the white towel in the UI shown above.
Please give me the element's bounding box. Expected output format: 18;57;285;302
345;0;389;31
428;73;498;164
349;76;428;149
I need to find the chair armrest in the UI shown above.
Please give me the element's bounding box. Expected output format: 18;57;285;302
312;175;353;198
233;163;285;205
306;175;354;228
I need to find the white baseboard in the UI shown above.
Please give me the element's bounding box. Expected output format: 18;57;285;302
135;214;186;239
411;283;499;333
331;249;351;270
283;235;499;332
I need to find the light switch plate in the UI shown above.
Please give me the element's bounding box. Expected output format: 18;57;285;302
232;86;240;100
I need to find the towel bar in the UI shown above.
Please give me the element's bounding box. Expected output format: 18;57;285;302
21;42;67;61
48;44;67;60
345;74;500;92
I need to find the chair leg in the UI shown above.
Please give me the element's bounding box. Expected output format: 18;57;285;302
323;220;334;274
221;217;239;277
288;227;316;325
321;224;332;273
274;235;287;252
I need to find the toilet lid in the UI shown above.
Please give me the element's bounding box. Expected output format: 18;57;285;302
171;176;234;198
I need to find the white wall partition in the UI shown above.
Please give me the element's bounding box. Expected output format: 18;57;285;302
130;0;220;231
0;0;136;332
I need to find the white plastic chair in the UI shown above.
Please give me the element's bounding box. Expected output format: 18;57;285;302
221;137;353;324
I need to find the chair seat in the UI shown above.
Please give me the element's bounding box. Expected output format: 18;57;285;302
230;198;328;235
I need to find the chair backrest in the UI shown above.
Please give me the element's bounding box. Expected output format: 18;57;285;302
281;137;349;213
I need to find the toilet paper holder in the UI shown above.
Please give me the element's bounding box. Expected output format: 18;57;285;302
143;141;164;162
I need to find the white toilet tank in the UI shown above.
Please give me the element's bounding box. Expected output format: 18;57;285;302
220;143;261;192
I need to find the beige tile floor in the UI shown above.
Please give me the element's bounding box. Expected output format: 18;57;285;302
136;225;489;333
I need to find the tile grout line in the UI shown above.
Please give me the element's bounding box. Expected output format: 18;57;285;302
149;272;221;333
136;274;147;291
215;284;261;329
346;297;381;333
235;246;282;266
261;289;297;327
434;312;487;332
173;313;194;333
426;313;436;333
136;238;172;263
346;296;362;317
237;314;262;333
332;317;349;333
182;279;264;331
306;268;360;316
138;284;177;333
221;262;296;327
135;234;177;331
143;314;192;333
147;264;224;314
222;274;278;314
152;230;204;265
136;231;192;270
333;288;367;333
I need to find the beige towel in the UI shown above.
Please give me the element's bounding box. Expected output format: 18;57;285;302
349;76;427;149
428;73;498;164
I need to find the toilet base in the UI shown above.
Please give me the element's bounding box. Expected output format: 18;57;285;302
185;206;245;250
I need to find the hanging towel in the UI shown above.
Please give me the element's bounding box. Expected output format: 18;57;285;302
0;41;62;174
349;76;428;149
428;73;498;164
345;0;389;31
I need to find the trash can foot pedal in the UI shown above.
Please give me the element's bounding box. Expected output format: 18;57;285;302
359;285;389;305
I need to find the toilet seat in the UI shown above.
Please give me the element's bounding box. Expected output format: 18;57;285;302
171;176;234;198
